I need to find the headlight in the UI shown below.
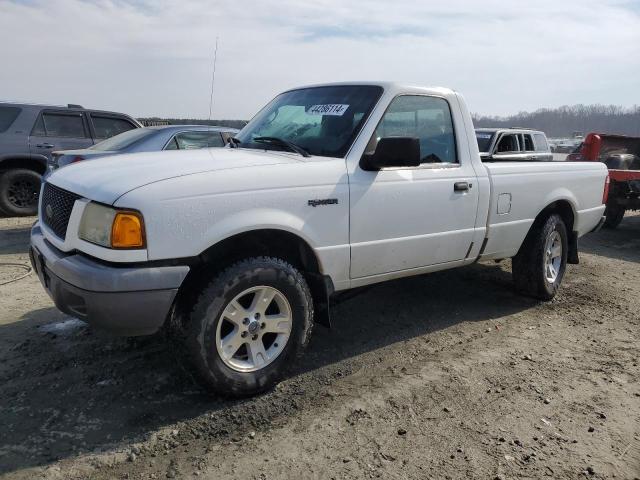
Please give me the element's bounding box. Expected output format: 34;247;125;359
79;202;145;249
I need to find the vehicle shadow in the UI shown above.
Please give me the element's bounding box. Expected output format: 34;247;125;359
581;213;640;264
0;262;535;474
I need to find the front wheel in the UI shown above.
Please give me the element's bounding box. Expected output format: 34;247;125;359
185;257;313;397
512;214;568;300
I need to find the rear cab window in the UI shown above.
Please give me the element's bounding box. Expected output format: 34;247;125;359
0;106;22;133
31;111;87;138
533;133;549;152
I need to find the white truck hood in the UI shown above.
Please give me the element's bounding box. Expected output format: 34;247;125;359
46;148;301;205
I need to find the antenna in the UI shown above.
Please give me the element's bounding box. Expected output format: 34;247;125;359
208;37;219;124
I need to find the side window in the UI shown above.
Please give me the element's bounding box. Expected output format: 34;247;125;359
92;115;136;139
0;107;21;133
496;134;519;153
523;134;535;151
165;131;225;150
165;138;179;150
206;132;225;147
34;112;87;138
366;95;457;164
31;115;45;136
533;133;549;152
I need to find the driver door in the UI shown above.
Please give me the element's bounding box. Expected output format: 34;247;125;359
349;95;479;278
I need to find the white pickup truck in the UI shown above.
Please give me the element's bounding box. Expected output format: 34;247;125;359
31;82;608;396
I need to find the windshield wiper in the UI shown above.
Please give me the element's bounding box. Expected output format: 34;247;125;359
253;136;311;158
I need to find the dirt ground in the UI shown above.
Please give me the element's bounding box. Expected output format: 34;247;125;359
0;214;639;480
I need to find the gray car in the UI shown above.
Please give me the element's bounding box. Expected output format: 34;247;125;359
0;102;141;216
475;128;553;162
48;125;239;172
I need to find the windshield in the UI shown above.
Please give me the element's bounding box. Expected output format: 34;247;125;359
475;131;495;152
90;128;155;151
235;85;383;158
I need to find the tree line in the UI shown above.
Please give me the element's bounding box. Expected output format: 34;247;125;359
138;118;247;129
141;105;640;139
472;104;640;138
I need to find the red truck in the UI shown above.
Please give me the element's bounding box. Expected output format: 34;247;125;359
567;133;640;228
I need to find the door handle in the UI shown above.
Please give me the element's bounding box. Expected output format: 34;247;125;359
36;143;54;149
454;181;470;192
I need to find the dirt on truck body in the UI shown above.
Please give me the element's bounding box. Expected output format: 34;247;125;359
1;214;640;479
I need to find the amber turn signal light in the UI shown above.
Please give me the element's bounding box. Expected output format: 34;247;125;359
111;211;145;248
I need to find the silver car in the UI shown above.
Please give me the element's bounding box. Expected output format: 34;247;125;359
48;125;239;172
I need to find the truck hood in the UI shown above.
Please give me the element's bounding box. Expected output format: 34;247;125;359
46;148;301;204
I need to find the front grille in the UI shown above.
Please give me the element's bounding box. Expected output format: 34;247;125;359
41;183;80;240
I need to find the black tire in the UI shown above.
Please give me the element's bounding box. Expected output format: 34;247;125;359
603;203;625;229
512;214;568;301
0;169;42;216
185;256;313;397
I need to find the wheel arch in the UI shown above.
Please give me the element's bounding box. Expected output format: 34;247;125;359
525;198;578;263
172;228;333;330
0;156;47;175
198;228;324;275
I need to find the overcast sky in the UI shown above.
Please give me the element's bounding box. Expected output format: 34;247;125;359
1;0;639;119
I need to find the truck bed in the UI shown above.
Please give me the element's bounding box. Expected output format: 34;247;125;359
480;161;607;260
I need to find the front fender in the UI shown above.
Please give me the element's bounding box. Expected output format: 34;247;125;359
196;208;320;257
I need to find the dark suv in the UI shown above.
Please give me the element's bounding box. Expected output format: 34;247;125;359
0;102;141;216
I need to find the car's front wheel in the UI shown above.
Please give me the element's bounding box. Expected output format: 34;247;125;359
186;257;313;396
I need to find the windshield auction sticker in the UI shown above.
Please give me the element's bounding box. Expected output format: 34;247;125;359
307;104;349;116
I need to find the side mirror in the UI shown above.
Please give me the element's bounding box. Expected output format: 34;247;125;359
360;137;420;171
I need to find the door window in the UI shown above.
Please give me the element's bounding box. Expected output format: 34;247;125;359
496;134;519;153
523;134;535;151
91;115;136;139
367;95;457;164
32;112;87;138
164;131;225;150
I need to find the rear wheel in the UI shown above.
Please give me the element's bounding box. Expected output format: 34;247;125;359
512;214;568;300
185;256;313;396
603;203;625;229
0;169;41;216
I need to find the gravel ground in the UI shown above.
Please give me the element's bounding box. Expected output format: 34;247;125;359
0;214;639;480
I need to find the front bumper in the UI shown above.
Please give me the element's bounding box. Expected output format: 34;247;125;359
30;223;189;336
